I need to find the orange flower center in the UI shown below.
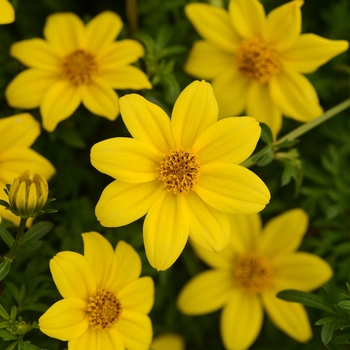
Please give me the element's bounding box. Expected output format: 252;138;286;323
62;49;98;85
86;289;122;329
235;37;280;84
158;148;200;194
233;252;272;294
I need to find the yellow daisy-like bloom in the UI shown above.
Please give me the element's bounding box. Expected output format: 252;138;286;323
185;0;349;137
91;80;270;271
177;209;333;349
0;0;14;24
5;11;152;132
39;232;154;350
151;333;185;350
0;113;55;225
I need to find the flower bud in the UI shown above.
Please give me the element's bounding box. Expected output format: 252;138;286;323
8;170;49;218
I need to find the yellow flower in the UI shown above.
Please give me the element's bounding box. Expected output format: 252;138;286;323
0;113;55;225
151;333;185;350
5;11;152;132
91;80;270;271
39;232;154;350
185;0;349;137
0;0;14;24
177;209;333;349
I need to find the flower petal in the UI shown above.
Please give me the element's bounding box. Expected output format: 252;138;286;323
5;69;59;109
152;334;185;350
229;0;266;39
221;290;263;350
41;80;82;132
144;193;190;271
211;66;249;118
177;270;233;315
85;11;123;52
107;241;142;293
172;80;218;149
95;180;164;227
282;33;349;73
197;163;270;214
185;3;240;53
91;138;161;183
260;209;308;258
44;13;84;55
50;251;96;300
0;0;14;24
270;69;323;122
11;39;61;71
193;117;260;164
247;82;282;138
82;232;114;290
272;252;333;291
118;277;154;314
187;192;231;252
185;41;233;80
39;298;89;341
100;65;152;90
115;310;152;350
81;79;119;121
263;290;312;342
119;94;175;153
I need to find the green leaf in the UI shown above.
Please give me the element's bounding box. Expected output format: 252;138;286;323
0;304;10;320
277;290;337;314
316;316;338;325
250;146;275;166
5;341;18;350
0;199;10;208
321;318;337;345
0;226;14;249
21;222;53;248
260;122;273;145
338;300;350;310
9;306;16;320
0;258;11;281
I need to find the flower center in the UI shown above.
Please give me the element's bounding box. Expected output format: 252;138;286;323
233;252;272;294
86;289;122;330
158;148;200;194
62;49;98;85
235;37;280;84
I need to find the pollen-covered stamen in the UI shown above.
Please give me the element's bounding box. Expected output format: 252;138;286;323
233;252;272;294
235;37;280;84
87;289;122;330
158;148;200;194
62;49;98;85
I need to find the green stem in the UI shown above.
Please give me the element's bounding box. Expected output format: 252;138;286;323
126;0;138;36
5;217;28;261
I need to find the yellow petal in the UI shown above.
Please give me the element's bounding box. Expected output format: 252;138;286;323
82;232;114;290
107;241;142;293
263;290;312;342
41;80;82;132
260;209;308;258
152;333;185;350
272;252;333;291
0;0;14;24
185;3;240;53
50;252;96;300
91;138;161;183
143;193;189;271
171;80;218;149
100;65;152;90
229;0;266;39
269;69;323;122
44;13;84;55
211;66;249;118
85;11;123;52
282;33;349;73
115;310;152;350
81;80;119;121
187;192;231;252
119;94;175;153
221;290;263;349
197;163;270;214
177;270;233;315
247;82;282;138
118;277;154;314
265;0;303;51
39;298;89;341
95;180;164;227
5;69;59;109
185;41;233;80
193;117;260;164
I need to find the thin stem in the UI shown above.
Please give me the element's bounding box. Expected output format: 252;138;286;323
5;217;28;261
126;0;138;36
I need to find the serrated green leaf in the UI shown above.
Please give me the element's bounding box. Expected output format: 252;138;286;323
0;258;11;281
0;226;14;249
321;319;337;345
